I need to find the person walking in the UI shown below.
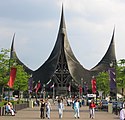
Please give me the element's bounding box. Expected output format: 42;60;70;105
73;98;80;119
120;103;125;120
40;99;45;119
89;99;96;119
45;99;51;119
58;98;64;119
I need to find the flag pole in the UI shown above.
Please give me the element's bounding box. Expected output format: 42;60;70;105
8;44;12;102
8;33;15;102
43;84;45;99
28;75;33;101
35;91;38;101
69;82;71;98
8;59;11;102
81;78;83;98
79;85;81;98
52;82;55;104
109;61;118;115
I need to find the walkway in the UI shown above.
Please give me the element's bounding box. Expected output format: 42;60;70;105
0;104;120;120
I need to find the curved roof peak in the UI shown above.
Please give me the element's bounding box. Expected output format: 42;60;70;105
90;28;116;72
9;7;117;85
60;4;66;34
33;6;90;84
10;34;33;74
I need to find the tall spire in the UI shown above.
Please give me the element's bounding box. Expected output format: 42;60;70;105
111;26;115;45
9;33;33;74
10;33;15;59
60;4;66;34
33;5;91;87
91;28;116;72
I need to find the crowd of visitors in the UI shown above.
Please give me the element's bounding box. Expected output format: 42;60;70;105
39;96;89;119
3;96;125;120
38;96;125;119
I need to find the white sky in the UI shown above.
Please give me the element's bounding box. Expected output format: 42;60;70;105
0;0;125;70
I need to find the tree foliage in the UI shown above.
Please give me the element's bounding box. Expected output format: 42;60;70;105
0;48;30;92
0;48;10;86
96;59;125;96
96;71;110;95
116;59;125;90
13;65;30;91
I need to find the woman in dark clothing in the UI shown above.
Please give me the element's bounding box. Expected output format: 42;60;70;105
40;99;45;119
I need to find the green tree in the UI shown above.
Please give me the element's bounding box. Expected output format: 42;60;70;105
96;59;125;97
0;48;30;99
117;59;125;95
13;65;30;99
13;65;30;91
118;59;125;66
0;48;10;100
96;71;110;97
0;48;10;86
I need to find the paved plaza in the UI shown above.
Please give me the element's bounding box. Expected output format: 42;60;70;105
0;103;120;120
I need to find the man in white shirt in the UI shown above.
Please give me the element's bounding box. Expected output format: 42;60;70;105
74;99;80;119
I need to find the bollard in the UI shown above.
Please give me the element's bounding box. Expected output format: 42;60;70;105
108;103;113;113
29;100;33;108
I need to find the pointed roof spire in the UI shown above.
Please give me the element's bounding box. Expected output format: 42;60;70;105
10;33;16;59
91;28;116;72
61;3;63;12
9;33;33;74
33;6;91;85
111;26;115;44
60;4;66;34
